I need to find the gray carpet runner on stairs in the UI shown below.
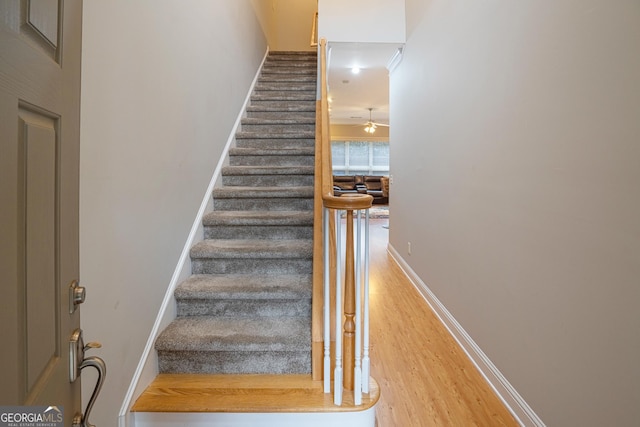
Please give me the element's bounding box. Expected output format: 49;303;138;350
155;51;317;374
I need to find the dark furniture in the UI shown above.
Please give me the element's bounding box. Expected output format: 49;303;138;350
333;175;389;205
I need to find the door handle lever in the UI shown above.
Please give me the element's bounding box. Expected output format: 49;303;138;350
69;329;106;427
73;355;106;427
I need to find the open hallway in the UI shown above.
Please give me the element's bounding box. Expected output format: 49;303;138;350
365;219;518;426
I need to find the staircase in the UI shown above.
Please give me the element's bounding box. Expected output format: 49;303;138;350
131;51;379;427
154;51;317;375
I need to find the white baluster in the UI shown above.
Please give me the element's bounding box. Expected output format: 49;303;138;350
334;209;343;405
362;208;370;393
354;210;362;405
323;207;331;394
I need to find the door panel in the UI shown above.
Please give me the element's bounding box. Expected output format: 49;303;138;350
26;0;59;48
20;106;59;395
0;1;83;424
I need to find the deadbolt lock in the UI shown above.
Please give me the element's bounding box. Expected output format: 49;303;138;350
69;280;86;314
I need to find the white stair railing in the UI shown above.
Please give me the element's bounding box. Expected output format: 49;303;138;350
323;207;372;405
314;37;374;406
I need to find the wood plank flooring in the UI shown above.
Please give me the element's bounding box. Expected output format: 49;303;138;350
367;218;518;426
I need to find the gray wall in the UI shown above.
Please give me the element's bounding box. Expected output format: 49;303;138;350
79;1;266;424
389;0;640;425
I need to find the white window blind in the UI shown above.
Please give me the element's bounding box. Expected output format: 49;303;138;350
331;141;389;176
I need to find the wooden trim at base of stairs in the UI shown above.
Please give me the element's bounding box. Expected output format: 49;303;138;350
131;374;380;414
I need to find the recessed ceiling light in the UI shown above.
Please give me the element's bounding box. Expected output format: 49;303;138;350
351;67;360;74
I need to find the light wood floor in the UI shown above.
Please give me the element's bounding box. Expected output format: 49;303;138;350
366;218;518;426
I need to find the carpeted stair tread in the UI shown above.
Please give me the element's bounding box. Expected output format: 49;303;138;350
257;75;317;83
203;210;313;226
246;104;316;114
264;60;316;67
233;139;315;151
255;83;316;92
190;239;312;259
155;316;311;352
175;274;312;300
240;117;315;133
202;211;313;240
212;186;313;199
267;51;318;62
268;50;316;56
251;92;316;102
229;147;315;155
261;67;316;75
241;117;315;126
235;131;315;140
247;102;316;111
264;56;316;63
222;166;314;176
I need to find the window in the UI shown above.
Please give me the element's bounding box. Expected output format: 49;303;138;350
331;141;389;175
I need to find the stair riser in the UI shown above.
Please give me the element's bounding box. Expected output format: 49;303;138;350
262;68;316;75
229;155;314;167
246;111;316;120
212;198;314;212
222;175;314;187
192;258;312;275
264;58;316;65
248;101;316;110
251;93;316;102
268;52;316;57
176;298;311;317
158;350;311;375
255;83;316;92
265;57;316;62
249;99;316;109
254;88;315;94
263;62;316;68
241;124;315;134
263;62;315;68
235;138;315;149
258;76;317;84
204;225;313;240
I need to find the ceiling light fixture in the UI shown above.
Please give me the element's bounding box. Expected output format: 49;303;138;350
364;108;377;134
351;66;361;74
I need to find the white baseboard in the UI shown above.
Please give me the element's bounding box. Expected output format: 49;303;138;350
386;243;545;427
117;46;271;427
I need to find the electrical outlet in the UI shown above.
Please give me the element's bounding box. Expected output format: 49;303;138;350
408;241;411;255
389;174;394;184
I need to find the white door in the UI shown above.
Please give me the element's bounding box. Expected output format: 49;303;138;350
0;1;87;425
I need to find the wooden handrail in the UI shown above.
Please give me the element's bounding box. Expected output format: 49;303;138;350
313;39;373;400
310;12;318;47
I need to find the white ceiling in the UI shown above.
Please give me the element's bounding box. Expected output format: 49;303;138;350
326;42;403;126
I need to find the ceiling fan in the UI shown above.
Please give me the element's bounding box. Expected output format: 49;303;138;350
362;108;389;134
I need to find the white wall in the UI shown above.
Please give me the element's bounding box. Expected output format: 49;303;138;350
390;0;640;426
252;0;317;51
318;0;405;43
80;2;266;424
